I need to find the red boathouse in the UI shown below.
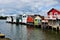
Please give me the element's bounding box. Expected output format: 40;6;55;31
27;15;34;25
47;8;60;26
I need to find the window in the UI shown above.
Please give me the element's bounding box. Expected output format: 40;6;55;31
35;19;37;21
23;16;26;18
54;12;58;17
50;12;52;15
48;17;50;18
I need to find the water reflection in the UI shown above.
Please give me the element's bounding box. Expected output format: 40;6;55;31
10;24;27;40
27;26;45;40
0;20;60;40
43;30;60;40
27;26;34;40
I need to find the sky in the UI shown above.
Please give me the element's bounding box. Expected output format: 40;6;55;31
0;0;60;16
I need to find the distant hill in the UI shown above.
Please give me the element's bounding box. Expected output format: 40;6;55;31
0;16;7;20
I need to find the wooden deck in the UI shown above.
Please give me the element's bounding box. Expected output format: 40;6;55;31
6;21;34;26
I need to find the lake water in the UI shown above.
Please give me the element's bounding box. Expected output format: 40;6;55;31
0;20;60;40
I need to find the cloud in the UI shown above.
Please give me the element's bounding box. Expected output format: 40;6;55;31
0;0;14;4
0;0;59;16
0;0;58;7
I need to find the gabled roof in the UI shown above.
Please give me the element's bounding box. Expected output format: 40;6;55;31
35;16;41;19
47;8;60;14
34;15;44;20
28;15;34;19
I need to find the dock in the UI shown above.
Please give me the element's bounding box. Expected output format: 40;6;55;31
6;21;34;26
48;24;60;31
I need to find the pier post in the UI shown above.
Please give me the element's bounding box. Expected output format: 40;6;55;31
57;26;59;32
48;25;52;30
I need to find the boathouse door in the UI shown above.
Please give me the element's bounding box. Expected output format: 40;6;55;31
19;15;22;22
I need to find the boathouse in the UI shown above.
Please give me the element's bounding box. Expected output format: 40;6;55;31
6;16;12;22
47;8;60;28
22;14;28;23
27;15;34;25
34;15;42;26
19;15;22;23
13;16;16;22
42;17;48;29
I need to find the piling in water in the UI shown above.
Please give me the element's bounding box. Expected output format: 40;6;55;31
34;25;41;28
57;26;59;30
48;26;52;30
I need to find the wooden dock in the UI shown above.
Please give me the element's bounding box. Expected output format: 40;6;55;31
48;24;60;31
6;21;60;32
6;21;34;26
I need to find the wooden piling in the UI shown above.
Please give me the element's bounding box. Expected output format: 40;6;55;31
53;27;56;31
57;26;59;32
48;26;52;30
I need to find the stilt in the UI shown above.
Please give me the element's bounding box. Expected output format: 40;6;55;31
57;26;59;32
49;26;52;30
53;27;56;31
